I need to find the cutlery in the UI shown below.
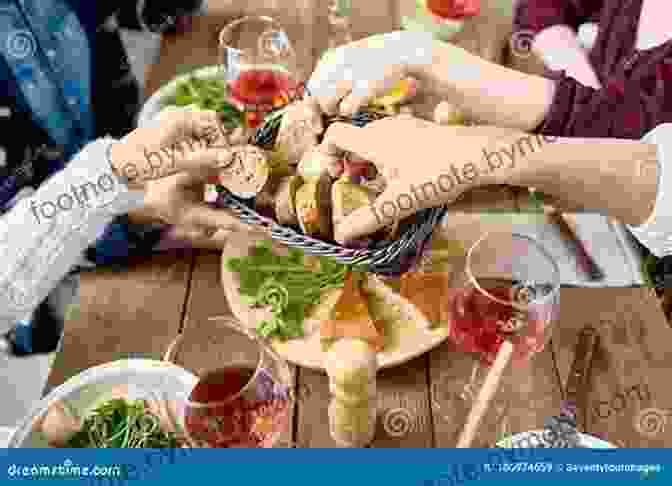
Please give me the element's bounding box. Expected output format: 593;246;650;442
546;209;605;281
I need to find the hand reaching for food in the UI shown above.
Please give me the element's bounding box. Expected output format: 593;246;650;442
316;116;520;243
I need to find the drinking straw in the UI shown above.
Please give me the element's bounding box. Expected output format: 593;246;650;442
456;340;514;448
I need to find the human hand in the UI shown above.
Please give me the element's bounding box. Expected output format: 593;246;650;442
532;26;602;89
109;109;253;235
317;115;521;243
307;31;436;117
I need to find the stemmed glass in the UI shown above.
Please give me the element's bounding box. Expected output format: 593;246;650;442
434;232;560;445
219;16;301;129
178;318;294;448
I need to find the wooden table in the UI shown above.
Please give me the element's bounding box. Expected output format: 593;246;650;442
46;0;672;448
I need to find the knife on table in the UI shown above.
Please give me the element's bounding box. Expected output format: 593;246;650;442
544;324;600;446
546;209;605;281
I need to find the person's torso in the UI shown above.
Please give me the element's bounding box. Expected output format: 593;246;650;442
0;0;140;211
588;0;672;86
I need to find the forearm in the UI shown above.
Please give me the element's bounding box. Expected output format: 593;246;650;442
489;134;658;226
0;138;143;331
419;42;557;131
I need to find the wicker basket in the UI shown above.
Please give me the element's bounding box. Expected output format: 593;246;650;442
215;106;447;275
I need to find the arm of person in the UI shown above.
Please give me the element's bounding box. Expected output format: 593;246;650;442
418;41;666;137
0;138;143;334
490;124;672;257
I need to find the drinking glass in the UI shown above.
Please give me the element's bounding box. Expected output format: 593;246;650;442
434;232;560;441
219;16;301;129
180;318;294;448
449;231;560;365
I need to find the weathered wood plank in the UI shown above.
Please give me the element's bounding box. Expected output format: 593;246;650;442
552;288;672;447
45;252;193;392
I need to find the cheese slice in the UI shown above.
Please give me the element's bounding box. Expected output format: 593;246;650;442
400;272;451;327
320;272;384;351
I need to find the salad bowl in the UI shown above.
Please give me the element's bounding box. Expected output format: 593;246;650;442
7;359;197;448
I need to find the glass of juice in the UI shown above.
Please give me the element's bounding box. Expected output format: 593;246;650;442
182;319;294;448
219;16;301;129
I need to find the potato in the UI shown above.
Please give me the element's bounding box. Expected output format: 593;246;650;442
274;175;303;225
298;146;333;179
295;171;333;239
217;145;270;198
332;177;376;228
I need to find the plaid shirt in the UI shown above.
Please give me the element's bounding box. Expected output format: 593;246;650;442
0;0;205;355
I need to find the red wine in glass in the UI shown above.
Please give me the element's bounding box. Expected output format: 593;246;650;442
227;65;299;128
447;279;551;366
426;0;480;20
184;365;291;448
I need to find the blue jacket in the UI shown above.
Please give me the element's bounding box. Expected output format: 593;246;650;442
0;0;205;354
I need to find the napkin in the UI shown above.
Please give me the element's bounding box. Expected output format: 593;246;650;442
439;211;646;287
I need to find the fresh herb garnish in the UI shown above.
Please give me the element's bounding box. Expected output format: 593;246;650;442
169;77;243;128
225;240;350;339
65;399;180;448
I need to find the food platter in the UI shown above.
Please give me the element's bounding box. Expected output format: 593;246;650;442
141;64;453;370
221;232;451;370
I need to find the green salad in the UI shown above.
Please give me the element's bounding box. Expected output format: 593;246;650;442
65;399;181;448
167;76;243;128
225;240;351;339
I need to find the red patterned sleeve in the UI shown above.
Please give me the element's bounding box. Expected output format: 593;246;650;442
513;0;604;33
538;70;672;138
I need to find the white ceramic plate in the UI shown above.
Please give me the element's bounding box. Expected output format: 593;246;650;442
496;429;617;448
220;232;451;370
136;65;224;128
7;359;197;448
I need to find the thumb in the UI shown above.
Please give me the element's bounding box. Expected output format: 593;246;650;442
334;186;419;244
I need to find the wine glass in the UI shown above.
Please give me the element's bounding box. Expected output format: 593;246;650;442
219;16;301;129
180;318;294;448
437;232;560;444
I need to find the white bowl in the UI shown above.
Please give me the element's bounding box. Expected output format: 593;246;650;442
7;359;197;448
136;65;224;128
